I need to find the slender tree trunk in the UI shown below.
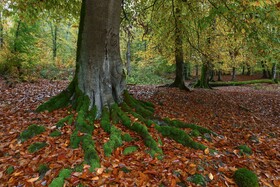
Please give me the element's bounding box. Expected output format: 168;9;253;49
231;67;236;81
272;63;277;81
197;62;211;88
217;70;222;81
50;23;58;61
170;2;189;90
261;61;268;78
242;65;245;75
246;64;251;75
13;20;21;53
195;64;199;79
126;32;131;75
0;12;3;48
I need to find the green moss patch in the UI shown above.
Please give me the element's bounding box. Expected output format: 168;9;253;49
155;125;206;150
50;130;62;137
100;107;111;133
56;114;74;128
103;126;123;156
38;164;49;177
19;124;45;142
121;133;133;142
164;119;215;135
123;146;138;155
233;168;259;187
28;142;47;153
190;129;201;137
49;168;72;187
210;79;274;87
6;166;14;175
187;174;206;186
81;134;100;170
36;81;74;112
237;145;253;155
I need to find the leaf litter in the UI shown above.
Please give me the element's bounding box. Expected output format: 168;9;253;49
0;77;279;186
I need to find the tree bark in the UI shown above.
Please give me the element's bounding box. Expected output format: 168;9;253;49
75;0;125;115
217;70;222;81
169;2;189;90
272;63;277;81
261;61;268;78
50;23;58;61
0;12;3;48
126;31;131;75
231;67;236;81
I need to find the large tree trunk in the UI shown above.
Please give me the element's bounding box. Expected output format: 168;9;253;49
37;0;125;116
76;0;125;115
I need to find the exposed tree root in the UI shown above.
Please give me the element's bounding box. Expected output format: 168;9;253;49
30;89;216;185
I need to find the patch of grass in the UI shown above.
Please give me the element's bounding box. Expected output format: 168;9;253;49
233;168;259;187
6;166;14;175
28;142;47;153
187;174;206;186
19;124;45;142
156;125;206;150
50;130;62;137
237;145;253;155
123;146;138;155
210;79;274;87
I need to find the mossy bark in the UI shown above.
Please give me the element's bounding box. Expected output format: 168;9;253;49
195;63;211;89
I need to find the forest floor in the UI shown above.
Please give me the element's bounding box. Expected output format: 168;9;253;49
0;76;279;186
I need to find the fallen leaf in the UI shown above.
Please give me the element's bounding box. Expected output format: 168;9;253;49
27;177;39;183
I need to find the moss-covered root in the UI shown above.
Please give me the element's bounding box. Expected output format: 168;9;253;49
164;118;216;136
114;105;162;156
49;169;72;187
81;134;100;170
123;90;154;118
103;126;123;156
56;114;74;128
233;168;259;187
155;125;207;150
36;81;75;112
19;124;46;142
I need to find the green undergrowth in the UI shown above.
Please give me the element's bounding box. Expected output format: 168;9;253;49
19;124;45;142
210;79;274;87
49;168;72;187
28;142;47;153
233;168;259;187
